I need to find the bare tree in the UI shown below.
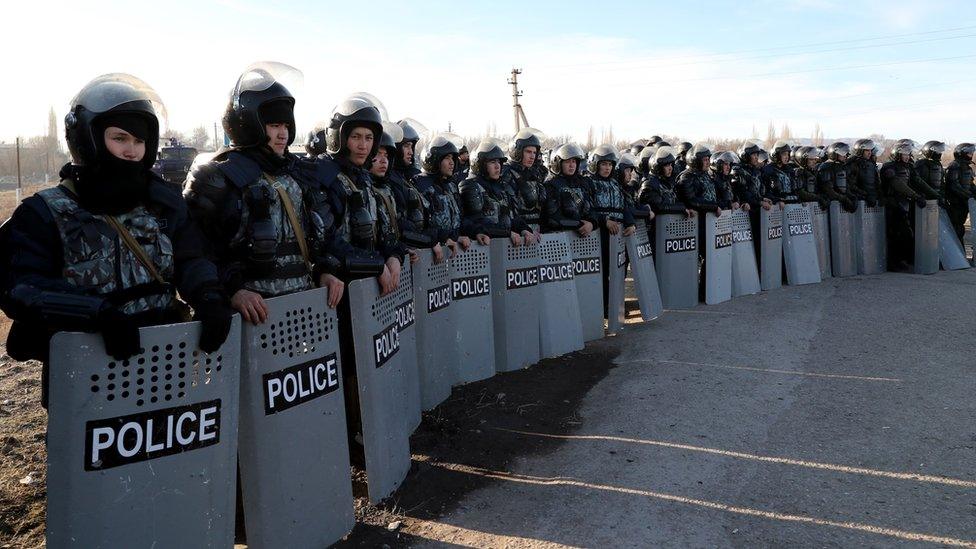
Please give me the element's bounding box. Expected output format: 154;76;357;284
187;126;211;151
765;121;776;149
811;123;824;146
780;123;792;141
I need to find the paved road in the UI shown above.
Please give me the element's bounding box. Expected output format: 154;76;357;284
415;269;976;547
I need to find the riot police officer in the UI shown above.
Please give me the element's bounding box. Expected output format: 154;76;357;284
944;143;975;241
635;145;657;185
412;133;471;259
394;119;423;182
370;121;429;261
185;65;346;324
817;142;858;212
709;151;739;210
762;140;795;205
588;144;636;236
458;139;535;245
793;146;829;208
677;144;722;216
673;141;693;175
616;152;641;201
848;139;882;207
914;141;947;207
504;128;548;228
880;141;927;270
543;143;597;236
0;73;233;405
639;146;692;217
629;139;647;157
731;142;770;212
455;144;471;180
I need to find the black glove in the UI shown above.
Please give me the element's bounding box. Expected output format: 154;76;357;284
99;307;141;360
915;197;927;209
193;289;234;354
818;198;830;210
938;198;949;210
865;198;877;208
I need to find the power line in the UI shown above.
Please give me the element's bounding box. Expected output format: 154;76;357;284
531;32;976;75
535;23;976;70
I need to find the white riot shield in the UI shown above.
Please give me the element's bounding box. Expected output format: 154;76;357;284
808;202;832;279
856;201;887;275
396;261;421;431
760;207;783;290
730;209;760;296
490;239;541;372
969;198;976;263
413;249;461;409
47;318;241;548
703;211;733;304
914;200;939;274
829;201;857;277
782;204;821;285
348;278;412;503
537;232;584;358
939;207;969;270
570;230;604;342
239;289;354;548
449;244;495;384
606;231;627;335
655;213;699;309
626;219;664;320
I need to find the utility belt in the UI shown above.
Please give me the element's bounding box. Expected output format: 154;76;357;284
593;206;624;222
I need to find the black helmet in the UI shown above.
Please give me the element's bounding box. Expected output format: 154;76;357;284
637;145;656;174
891;140;917;161
920;140;947;161
549;143;586;175
378;120;402;159
770;140;792;163
65;73;164;171
646;135;663;147
325;96;383;159
826;142;850;162
470;139;507;177
710;150;738;171
953;142;975;162
628;139;647;156
588;144;620;175
651;146;676;175
676;141;693;157
686;143;712;169
617;152;638;172
422;133;460;175
223;63;298;149
797;146;819;165
852;138;876;156
509;128;543;162
791;145;804;164
305;124;327;157
738;141;764;163
459;144;469;155
815;145;827;162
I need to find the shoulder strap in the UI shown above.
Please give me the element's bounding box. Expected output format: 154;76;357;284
60;179;165;284
216;151;263;189
268;175;312;271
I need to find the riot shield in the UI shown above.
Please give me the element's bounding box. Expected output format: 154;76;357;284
703;211;733;304
730;209;760;297
412;249;461;409
537;232;584;358
395;261;421;431
449;243;495;383
348;278;413;503
606;231;627;335
969;198;976;262
808;202;832;279
490;239;541;372
626;219;664;319
913;200;939;274
782;204;821;285
654;213;699;309
239;289;354;548
829;201;857;277
856;201;886;275
47;318;242;548
939;207;969;270
760;207;783;290
570;230;605;342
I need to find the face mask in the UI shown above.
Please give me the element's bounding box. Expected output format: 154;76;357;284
72;149;150;215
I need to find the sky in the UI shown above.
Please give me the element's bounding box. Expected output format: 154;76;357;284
3;0;976;145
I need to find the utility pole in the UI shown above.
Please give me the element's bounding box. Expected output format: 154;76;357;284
214;122;219;151
15;137;22;204
508;68;530;133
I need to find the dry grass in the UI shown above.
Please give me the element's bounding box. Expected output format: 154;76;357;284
0;354;46;548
